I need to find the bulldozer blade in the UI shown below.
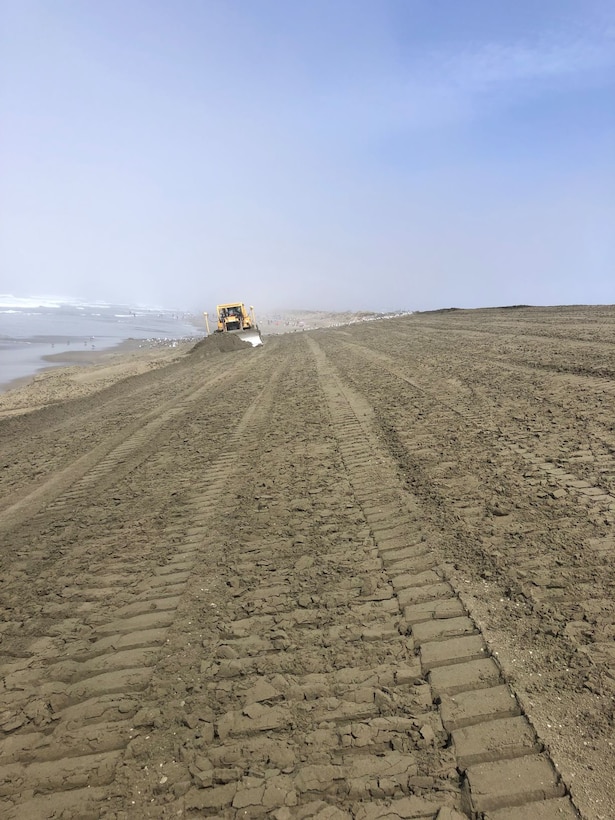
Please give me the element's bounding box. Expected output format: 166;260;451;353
238;330;263;347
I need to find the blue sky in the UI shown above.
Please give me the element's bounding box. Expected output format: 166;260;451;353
1;0;614;311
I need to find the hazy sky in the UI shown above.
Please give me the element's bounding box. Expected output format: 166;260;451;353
1;1;614;311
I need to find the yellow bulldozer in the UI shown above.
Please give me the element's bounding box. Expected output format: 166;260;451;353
204;302;262;346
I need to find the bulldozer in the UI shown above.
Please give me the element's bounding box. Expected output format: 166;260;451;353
204;302;262;347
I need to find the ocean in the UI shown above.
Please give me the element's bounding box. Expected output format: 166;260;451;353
0;296;205;391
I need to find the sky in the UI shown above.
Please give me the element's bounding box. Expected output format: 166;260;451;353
1;0;614;312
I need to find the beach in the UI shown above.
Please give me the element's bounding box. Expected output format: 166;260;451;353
0;337;198;418
1;306;615;818
0;297;205;392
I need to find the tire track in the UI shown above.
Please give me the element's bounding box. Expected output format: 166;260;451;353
0;347;205;497
307;336;579;818
320;334;615;676
105;339;466;818
104;335;578;818
0;351;258;535
329;338;615;525
0;349;289;819
392;312;615;349
313;327;615;817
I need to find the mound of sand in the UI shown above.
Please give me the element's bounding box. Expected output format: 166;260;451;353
190;333;257;356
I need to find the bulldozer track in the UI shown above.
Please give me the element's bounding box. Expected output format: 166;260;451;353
104;338;482;819
399;313;615;349
315;335;615;643
0;347;288;819
99;336;578;818
308;325;615;817
306;337;579;818
0;352;202;491
0;352;260;535
327;337;615;522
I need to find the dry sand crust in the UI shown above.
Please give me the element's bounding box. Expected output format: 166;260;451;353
0;308;614;819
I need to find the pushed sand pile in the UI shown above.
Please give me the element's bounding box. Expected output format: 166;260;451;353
190;332;260;355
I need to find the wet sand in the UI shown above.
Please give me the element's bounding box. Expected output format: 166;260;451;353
0;338;196;417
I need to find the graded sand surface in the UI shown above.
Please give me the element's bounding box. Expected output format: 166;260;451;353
1;307;614;819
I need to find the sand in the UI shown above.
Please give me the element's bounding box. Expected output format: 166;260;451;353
1;308;614;818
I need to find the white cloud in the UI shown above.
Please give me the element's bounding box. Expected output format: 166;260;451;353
290;14;615;140
444;34;615;91
404;18;615;125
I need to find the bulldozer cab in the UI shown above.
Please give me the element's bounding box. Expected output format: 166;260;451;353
217;303;245;330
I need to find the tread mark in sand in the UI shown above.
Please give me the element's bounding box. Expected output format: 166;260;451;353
334;338;615;524
320;335;615;692
0;353;258;536
307;336;580;819
0;359;286;820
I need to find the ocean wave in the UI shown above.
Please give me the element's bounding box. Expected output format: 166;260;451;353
0;295;67;309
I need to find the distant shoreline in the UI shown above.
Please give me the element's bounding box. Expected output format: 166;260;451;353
0;337;196;395
40;338;167;366
0;301;206;393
